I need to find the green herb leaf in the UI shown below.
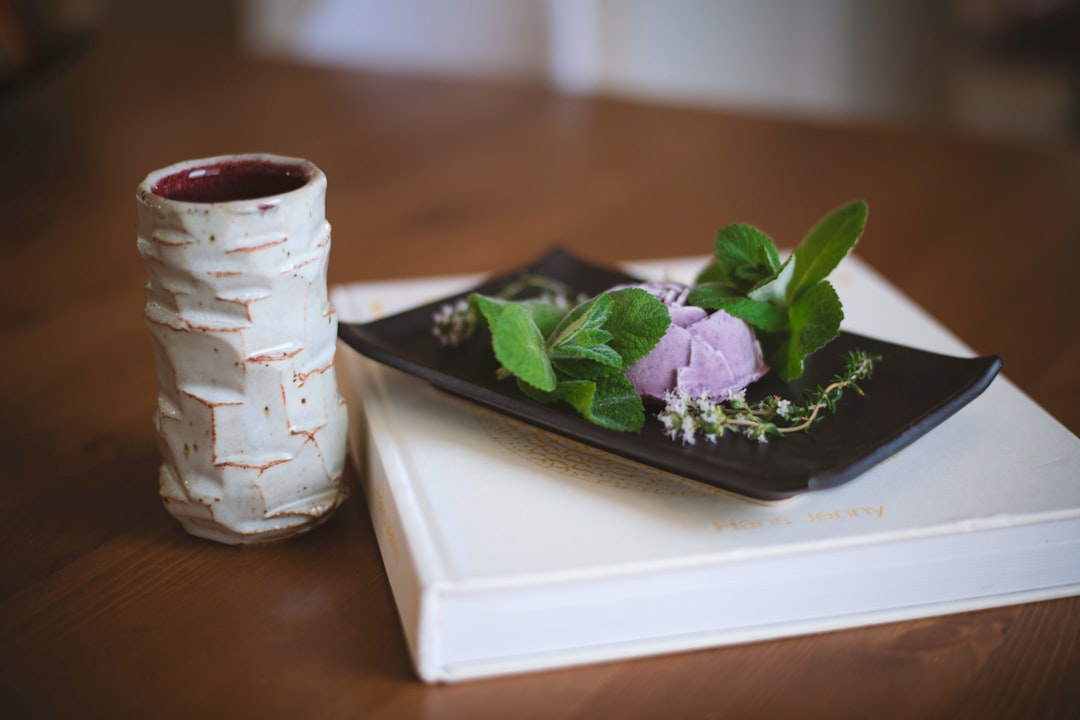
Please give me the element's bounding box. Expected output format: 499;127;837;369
550;340;623;369
787;200;866;303
529;301;571;337
470;293;568;337
470;293;509;329
688;292;789;334
490;303;557;391
546;293;613;353
585;373;647;432
686;281;741;307
559;375;646;432
550;357;618;381
769;280;843;380
517;373;645;432
603;288;671;367
695;223;781;295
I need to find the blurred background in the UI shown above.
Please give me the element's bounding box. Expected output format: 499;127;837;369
2;0;1079;143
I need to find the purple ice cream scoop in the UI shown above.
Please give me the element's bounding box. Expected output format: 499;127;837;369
612;280;769;401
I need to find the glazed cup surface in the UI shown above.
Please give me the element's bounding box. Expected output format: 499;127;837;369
137;154;348;545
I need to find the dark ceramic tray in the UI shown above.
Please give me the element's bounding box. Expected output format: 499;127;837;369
338;248;1002;500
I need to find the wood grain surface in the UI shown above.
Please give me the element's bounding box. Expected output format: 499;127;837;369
1;21;1078;720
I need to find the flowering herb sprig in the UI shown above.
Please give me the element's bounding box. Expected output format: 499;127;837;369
433;275;583;348
658;349;879;444
432;298;477;348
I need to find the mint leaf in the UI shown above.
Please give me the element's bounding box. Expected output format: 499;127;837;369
471;293;568;337
544;289;667;376
470;293;509;329
550;340;623;369
695;224;781;294
603;288;670;367
791;280;843;359
550;357;619;381
516;377;574;405
529;301;570;337
517;374;644;432
553;375;645;432
586;373;646;432
686;281;740;307
770;280;843;380
491;303;557;391
547;293;613;352
691;293;789;334
787;200;866;303
548;379;596;413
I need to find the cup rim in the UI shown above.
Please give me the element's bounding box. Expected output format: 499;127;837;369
137;153;323;208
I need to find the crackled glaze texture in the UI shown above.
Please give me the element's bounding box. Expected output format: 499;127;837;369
136;154;348;544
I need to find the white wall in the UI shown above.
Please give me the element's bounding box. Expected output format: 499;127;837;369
240;0;947;125
240;0;549;80
594;0;944;121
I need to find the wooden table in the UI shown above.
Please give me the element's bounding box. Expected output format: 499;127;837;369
2;24;1078;720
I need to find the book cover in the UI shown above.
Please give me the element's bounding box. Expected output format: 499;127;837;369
331;254;1080;683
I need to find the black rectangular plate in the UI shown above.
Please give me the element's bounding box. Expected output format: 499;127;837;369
338;248;1002;500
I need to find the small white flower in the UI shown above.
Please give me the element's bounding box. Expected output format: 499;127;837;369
681;416;697;445
694;391;715;414
665;389;690;416
776;399;792;418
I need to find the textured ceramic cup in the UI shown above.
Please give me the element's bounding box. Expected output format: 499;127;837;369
136;154;348;544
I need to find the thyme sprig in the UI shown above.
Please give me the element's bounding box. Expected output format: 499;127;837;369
658;349;879;444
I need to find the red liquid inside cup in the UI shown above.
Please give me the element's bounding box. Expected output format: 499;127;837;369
152;160;309;203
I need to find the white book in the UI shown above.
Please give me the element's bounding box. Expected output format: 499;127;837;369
331;254;1080;683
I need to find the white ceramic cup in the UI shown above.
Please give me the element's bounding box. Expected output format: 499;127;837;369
136;154;348;544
